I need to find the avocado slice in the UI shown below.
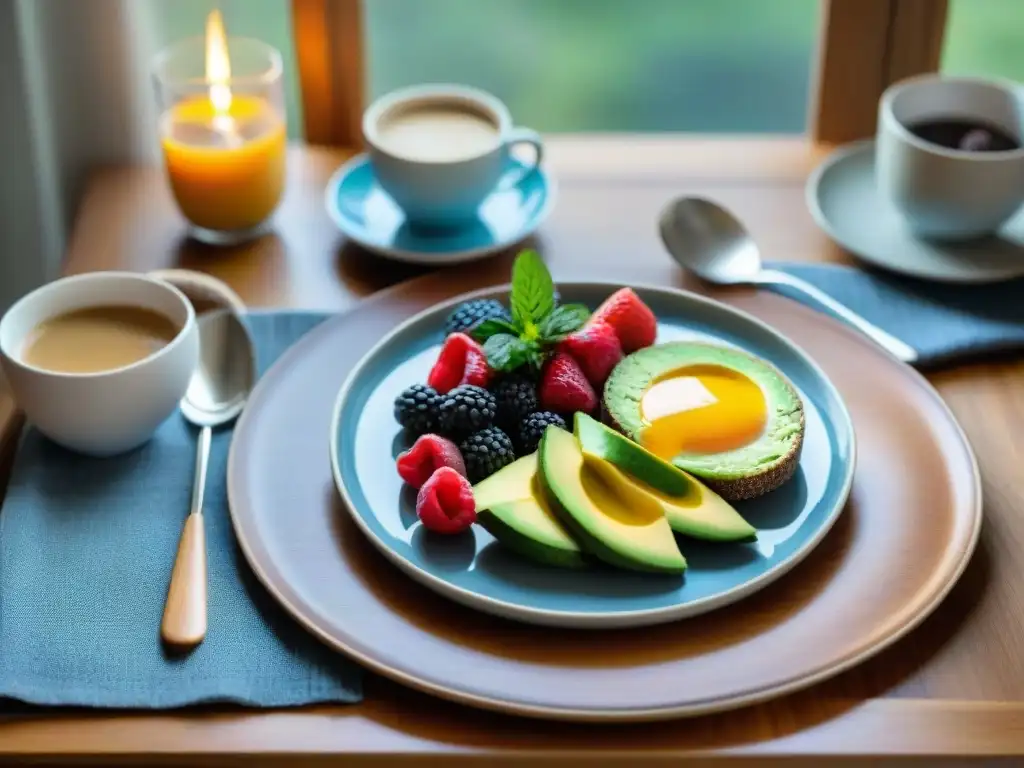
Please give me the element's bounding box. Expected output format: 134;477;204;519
538;426;686;574
473;453;586;569
574;412;756;542
603;342;804;501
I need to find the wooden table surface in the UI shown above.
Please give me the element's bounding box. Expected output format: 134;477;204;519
2;137;1023;766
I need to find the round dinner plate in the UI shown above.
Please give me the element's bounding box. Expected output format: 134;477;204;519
227;270;981;722
329;285;855;629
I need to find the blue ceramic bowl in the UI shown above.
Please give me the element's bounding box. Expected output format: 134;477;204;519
330;283;855;628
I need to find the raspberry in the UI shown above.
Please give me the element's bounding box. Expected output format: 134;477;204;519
396;434;467;488
416;467;476;534
427;333;493;394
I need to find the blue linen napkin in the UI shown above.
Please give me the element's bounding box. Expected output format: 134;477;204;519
0;312;363;708
768;262;1024;367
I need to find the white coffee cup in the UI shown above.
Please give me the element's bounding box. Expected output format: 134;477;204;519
363;84;543;227
0;272;199;457
877;74;1024;240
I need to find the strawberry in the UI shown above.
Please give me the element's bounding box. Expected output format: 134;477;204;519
396;434;467;488
590;288;657;353
427;333;493;394
416;467;476;534
557;320;623;389
539;353;598;414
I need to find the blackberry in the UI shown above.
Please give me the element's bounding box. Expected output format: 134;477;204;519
491;375;538;428
438;385;497;436
444;299;511;335
518;411;567;454
460;426;515;482
393;384;443;435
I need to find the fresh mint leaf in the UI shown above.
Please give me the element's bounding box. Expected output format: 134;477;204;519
538;304;590;340
471;317;518;342
524;346;546;372
510;250;555;327
483;333;536;372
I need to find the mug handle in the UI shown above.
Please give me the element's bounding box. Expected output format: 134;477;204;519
497;128;544;191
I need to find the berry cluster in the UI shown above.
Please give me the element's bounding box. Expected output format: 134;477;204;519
392;286;659;537
394;299;579;485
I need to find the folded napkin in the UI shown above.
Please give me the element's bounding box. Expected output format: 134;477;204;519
767;262;1024;367
0;312;363;708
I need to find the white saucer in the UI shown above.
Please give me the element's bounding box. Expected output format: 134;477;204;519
806;140;1024;283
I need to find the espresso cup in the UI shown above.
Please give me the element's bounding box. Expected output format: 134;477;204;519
363;84;544;227
0;272;199;457
877;74;1024;240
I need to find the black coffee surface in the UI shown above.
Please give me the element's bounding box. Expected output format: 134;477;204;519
907;118;1021;152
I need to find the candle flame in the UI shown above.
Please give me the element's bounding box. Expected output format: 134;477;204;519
206;9;232;116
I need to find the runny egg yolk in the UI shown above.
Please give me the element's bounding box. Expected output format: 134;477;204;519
638;365;766;460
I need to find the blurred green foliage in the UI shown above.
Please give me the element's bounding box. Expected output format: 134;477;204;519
162;0;1023;137
366;0;819;132
943;0;1024;82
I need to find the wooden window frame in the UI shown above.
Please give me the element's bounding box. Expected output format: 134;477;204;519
291;0;365;147
291;0;948;149
812;0;949;144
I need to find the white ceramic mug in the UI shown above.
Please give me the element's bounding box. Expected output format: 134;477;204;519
363;84;543;226
0;272;199;457
876;74;1024;240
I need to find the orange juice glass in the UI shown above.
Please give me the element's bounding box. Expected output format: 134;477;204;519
153;26;286;245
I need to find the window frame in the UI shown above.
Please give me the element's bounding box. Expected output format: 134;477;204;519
291;0;949;148
292;0;365;146
812;0;948;143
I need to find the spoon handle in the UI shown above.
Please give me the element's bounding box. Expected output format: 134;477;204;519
757;269;919;364
161;425;211;648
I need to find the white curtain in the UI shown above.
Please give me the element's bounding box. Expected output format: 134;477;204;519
2;1;158;303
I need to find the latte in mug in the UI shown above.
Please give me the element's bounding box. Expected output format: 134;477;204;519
0;271;199;456
364;84;544;226
21;305;181;374
375;103;501;163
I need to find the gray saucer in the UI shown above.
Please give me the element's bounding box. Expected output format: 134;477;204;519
806;140;1024;283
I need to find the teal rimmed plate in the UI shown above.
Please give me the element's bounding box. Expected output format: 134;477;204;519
330;283;856;629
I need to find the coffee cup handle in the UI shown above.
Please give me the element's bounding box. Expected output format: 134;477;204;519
498;128;544;191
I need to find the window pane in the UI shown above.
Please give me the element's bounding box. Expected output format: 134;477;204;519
366;0;821;133
942;0;1024;81
141;0;304;137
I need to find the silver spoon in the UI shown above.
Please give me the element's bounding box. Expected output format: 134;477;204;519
658;196;918;364
161;309;256;648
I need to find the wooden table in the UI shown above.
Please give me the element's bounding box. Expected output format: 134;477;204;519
2;137;1023;766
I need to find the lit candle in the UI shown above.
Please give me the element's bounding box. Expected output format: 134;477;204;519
154;11;287;244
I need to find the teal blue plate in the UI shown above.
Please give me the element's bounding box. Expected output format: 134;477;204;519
330;283;855;628
324;153;554;265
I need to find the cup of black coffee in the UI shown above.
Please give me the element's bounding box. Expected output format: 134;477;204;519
876;74;1024;240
